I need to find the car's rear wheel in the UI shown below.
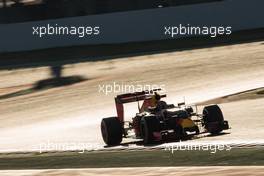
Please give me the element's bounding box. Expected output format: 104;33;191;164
140;116;160;144
101;117;123;146
203;105;224;134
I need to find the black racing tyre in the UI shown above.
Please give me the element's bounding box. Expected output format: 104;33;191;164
203;105;224;122
140;116;160;144
101;117;123;146
203;105;224;134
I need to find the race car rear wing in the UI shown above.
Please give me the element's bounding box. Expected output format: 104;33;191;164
115;89;165;103
115;89;166;122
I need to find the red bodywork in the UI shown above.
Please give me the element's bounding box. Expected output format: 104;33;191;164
114;89;166;123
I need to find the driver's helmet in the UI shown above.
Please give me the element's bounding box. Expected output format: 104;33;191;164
151;92;161;106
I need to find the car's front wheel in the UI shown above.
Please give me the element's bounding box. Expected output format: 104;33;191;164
140;116;160;144
203;105;225;134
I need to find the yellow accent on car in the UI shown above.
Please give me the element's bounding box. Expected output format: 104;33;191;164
181;118;196;128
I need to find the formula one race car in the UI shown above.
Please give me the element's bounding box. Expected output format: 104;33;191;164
101;89;229;146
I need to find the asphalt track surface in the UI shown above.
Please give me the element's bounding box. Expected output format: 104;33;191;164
0;41;264;153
